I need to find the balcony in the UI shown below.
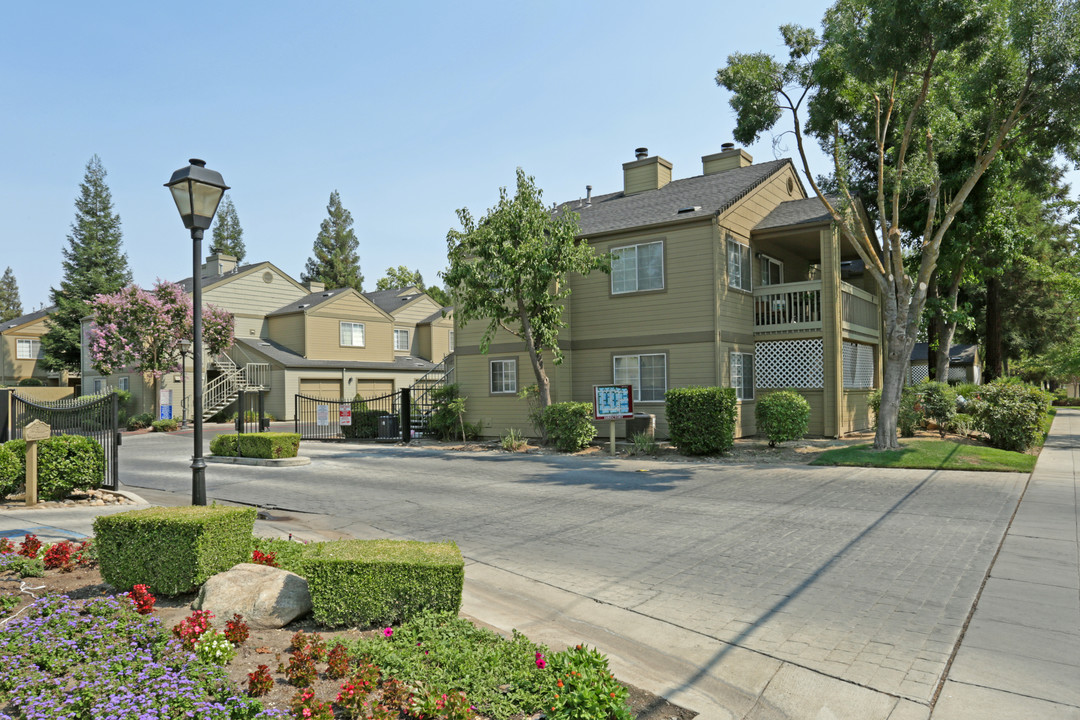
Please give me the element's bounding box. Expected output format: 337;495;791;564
754;281;879;339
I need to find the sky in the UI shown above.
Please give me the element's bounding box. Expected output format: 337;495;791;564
2;2;1076;314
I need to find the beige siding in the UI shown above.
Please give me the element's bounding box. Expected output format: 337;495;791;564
755;389;827;438
306;294;394;362
841;389;874;434
13;387;74;402
418;316;453;362
203;265;307;321
1;317;51;384
268;315;306;355
390;296;441;325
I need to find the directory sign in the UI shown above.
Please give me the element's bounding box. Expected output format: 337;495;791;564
593;384;634;420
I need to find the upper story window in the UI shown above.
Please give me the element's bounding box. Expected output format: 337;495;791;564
449;330;455;352
394;329;410;351
119;376;130;391
731;351;754;401
490;359;517;394
340;322;365;347
728;237;752;292
759;255;783;286
613;353;667;403
611;241;664;294
16;338;42;360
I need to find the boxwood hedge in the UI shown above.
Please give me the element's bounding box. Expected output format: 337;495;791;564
665;387;737;455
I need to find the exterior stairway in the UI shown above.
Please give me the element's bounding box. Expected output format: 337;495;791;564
408;356;454;436
201;354;270;421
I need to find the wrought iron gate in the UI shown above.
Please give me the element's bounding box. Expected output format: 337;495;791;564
7;392;120;489
295;388;411;442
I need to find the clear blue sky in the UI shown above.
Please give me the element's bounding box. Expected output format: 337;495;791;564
2;2;1075;313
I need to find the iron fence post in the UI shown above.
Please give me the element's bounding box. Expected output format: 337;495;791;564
401;388;411;443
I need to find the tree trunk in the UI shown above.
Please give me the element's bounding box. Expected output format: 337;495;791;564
985;275;1004;382
926;277;939;381
935;265;963;382
515;297;552;408
874;349;908;450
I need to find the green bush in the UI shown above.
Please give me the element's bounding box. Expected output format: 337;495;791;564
539;402;597;452
918;381;957;438
665;387;737;455
19;435;104;500
17;378;44;387
208;433;300;459
755;390;810;447
151;418;178;432
426;384;481;441
341;397;383;439
93;505;256;595
898;387;924;437
300;539;464;627
127;412;154;430
946;412;975;436
972;380;1052;452
0;444;21;500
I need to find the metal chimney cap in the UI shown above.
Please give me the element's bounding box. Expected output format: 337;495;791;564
721;142;736;151
634;147;648;160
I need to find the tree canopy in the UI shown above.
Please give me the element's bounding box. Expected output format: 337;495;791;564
209;194;246;262
376;265;452;306
0;267;22;322
717;0;1080;447
42;155;131;372
301;190;363;292
443;168;608;407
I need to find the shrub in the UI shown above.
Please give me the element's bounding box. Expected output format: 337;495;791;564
500;428;527;452
17;378;44;387
209;432;300;458
151;418;178;432
946;412;975;437
341;396;383;439
301;539;464;627
0;443;21;500
539;402;597;452
427;384;480;441
897;387;924;437
93;505;256;595
755;390;810;447
546;644;632;720
33;435;104;500
972;380;1052;452
127;412;154;430
665;387;737;455
918;382;957;438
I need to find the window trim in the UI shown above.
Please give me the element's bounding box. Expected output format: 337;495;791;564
16;338;41;360
759;254;784;286
610;239;666;296
612;352;668;404
339;321;365;348
393;328;410;352
727;236;753;293
489;358;518;395
730;351;755;401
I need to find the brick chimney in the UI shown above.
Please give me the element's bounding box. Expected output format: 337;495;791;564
623;147;673;195
702;143;754;174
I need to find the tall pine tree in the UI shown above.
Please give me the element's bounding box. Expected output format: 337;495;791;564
0;267;22;322
42;155;131;371
301;190;363;292
209;194;246;262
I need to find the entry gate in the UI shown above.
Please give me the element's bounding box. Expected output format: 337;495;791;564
295;388;411;442
6;391;120;489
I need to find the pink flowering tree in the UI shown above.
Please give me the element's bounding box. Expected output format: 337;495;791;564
88;280;234;417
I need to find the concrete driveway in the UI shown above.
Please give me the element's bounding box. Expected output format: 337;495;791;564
119;430;1027;719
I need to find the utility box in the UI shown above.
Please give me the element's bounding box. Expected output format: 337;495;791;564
625;413;655;439
377;414;399;441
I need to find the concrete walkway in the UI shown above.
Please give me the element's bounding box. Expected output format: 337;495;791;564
1;410;1078;719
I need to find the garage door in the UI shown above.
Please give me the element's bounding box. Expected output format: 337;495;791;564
355;380;393;400
298;379;343;400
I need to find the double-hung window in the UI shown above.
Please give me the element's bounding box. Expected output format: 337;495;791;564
449;330;455;352
394;329;410;351
727;237;752;292
340;322;365;347
613;353;667;403
490;359;517;394
611;241;664;294
731;351;755;401
16;338;41;360
118;376;130;391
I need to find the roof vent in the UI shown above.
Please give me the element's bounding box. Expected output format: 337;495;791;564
298;303;310;309
677;205;702;214
322;292;334;297
721;142;735;151
635;147;648;160
585;185;592;206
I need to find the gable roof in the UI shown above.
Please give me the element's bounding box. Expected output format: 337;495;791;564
419;307;453;325
362;288;428;314
1;306;54;333
557;159;792;237
266;288;352;317
755;196;835;231
911;342;978;365
235;337;436;372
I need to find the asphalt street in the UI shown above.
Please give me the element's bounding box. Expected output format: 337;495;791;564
118;429;1026;707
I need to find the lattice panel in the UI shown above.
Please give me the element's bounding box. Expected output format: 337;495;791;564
909;363;929;384
843;342;874;388
947;366;967;382
756;339;823;389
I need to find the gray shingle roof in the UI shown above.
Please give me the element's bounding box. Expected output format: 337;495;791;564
558;159;791;237
175;262;263;293
419;307;453;325
755;197;835;231
911;342;977;365
266;289;351;317
235;337;436;372
1;306;54;332
362;288;425;314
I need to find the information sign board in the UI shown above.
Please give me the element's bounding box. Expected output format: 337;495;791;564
339;406;352;426
316;404;330;426
593;384;634;420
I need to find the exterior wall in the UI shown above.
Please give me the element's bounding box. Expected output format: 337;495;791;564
267;315;306;355
304;294;394;362
12;387;75;402
757;388;826;437
841;389;874;434
418;317;454;363
203;265;307;333
276;367;428;420
1;317;51;385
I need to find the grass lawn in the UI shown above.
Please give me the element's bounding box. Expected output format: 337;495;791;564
811;438;1037;472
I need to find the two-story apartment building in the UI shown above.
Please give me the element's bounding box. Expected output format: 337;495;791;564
81;253;453;421
454;146;883;439
1;307;58;387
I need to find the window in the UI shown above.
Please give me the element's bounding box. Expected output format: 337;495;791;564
613;353;667;402
394;329;410;351
449;330;455;352
611;241;664;294
731;352;755;401
93;378;104;394
16;338;42;360
490;359;517;394
759;255;783;286
727;237;752;291
119;376;130;391
340;322;365;347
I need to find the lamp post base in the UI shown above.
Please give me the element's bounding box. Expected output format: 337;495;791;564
191;457;206;506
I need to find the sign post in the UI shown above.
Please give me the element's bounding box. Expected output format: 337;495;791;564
23;420;51;507
593;385;634;456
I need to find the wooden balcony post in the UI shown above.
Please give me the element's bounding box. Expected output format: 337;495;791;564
820;226;843;438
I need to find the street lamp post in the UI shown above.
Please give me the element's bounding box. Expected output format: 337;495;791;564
178;338;191;430
165;159;229;506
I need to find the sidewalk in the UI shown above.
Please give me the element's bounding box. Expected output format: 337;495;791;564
1;411;1077;719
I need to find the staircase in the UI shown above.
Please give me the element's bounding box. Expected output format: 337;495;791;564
201;354;270;421
408;356;454;436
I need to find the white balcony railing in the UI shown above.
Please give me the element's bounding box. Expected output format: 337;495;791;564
753;280;879;339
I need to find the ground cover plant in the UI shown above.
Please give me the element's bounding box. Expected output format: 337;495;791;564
811;439;1038;472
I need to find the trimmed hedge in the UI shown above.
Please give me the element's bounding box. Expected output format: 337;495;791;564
756;390;810;446
539;402;597;452
0;444;21;500
152;418;179;432
666;387;737;455
93;505;256;595
1;435;104;501
300;539;464;627
209;432;300;459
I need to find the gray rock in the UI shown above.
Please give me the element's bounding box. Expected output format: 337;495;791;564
193;563;312;629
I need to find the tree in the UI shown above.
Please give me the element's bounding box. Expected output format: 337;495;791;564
717;0;1080;448
209;194;246;262
376;265;452;306
443;168;608;408
88;280;234;417
0;267;22;322
42;155;131;372
301;190;363;292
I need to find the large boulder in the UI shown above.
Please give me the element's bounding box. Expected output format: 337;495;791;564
193;563;312;629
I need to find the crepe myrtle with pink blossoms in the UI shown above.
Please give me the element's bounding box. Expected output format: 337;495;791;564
88;280;234;415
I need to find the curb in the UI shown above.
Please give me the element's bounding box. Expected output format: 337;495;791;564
205;456;311;467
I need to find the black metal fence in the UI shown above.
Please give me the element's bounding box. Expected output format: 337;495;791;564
5;391;120;489
295;388;411;442
232;390;271;434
